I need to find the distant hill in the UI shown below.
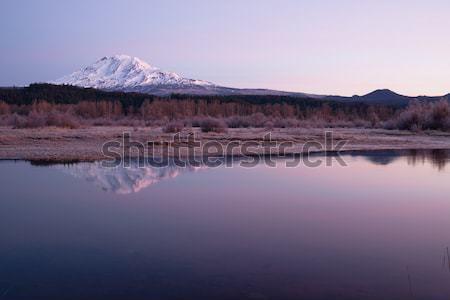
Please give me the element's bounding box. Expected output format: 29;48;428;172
325;89;447;106
358;89;411;105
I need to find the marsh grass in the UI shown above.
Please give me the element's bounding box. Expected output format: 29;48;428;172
385;100;450;131
0;99;448;132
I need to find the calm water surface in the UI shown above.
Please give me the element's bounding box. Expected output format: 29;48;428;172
1;150;450;300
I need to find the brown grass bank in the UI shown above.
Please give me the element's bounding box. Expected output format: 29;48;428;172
0;126;449;162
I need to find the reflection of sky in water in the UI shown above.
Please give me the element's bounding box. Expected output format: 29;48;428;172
51;150;450;194
0;150;450;300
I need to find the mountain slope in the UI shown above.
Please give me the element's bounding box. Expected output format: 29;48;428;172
51;55;449;103
51;55;316;97
356;89;412;105
53;55;214;92
325;89;447;106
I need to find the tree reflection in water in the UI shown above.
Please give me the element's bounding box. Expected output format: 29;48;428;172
53;150;449;194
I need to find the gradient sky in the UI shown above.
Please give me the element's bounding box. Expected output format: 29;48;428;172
1;0;449;96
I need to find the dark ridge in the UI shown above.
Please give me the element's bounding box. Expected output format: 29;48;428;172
362;89;403;98
0;83;391;113
325;89;448;106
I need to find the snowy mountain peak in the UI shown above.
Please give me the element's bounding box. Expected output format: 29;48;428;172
102;54;157;71
52;55;213;90
51;55;317;96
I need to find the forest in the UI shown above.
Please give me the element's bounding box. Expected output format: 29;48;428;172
0;84;448;132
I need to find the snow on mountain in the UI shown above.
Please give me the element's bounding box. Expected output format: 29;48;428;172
49;55;445;102
51;54;322;97
52;54;214;91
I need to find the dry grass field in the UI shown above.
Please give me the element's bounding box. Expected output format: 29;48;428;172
1;126;449;162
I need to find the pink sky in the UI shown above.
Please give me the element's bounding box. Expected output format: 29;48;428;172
1;0;449;96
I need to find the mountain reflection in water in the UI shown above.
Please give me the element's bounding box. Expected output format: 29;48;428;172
1;149;450;300
53;149;449;194
55;162;205;194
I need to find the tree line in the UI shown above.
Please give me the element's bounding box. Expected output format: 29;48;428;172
0;84;396;122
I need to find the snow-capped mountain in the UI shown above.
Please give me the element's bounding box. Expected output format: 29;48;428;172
52;54;317;96
46;55;450;101
53;54;217;94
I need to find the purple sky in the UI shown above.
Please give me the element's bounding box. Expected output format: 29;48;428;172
1;0;449;96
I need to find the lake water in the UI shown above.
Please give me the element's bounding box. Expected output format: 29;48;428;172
1;150;450;300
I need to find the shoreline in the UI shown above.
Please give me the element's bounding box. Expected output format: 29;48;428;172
1;126;450;163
